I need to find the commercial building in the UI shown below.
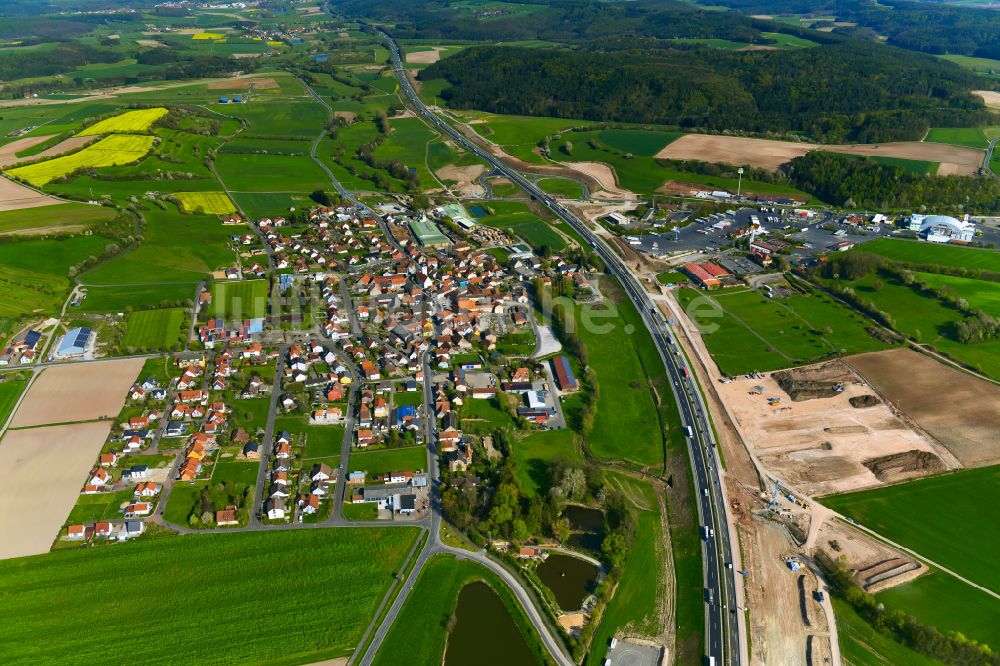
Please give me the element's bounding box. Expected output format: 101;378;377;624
55;327;92;359
908;214;976;244
551;355;578;392
683;261;730;289
408;216;450;247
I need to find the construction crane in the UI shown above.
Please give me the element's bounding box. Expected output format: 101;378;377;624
768;478;781;508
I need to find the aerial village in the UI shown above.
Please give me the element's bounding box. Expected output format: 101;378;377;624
58;196;588;541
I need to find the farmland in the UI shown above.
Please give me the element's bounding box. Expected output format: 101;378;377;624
77;283;195;314
0;203;115;236
677;285;891;376
209;280;268;320
851;237;1000;273
83;208;235;285
822;465;1000;594
372;554;550;666
833;598;943;666
0;234;111;319
828;271;1000;379
0;528;419;665
0;372;29;427
214;153;331;192
7;134;155;186
173;191;236;215
477;201;567;252
348;445;428;478
587;473;667;665
923;127;987;149
77;108;168;136
122;308;187;350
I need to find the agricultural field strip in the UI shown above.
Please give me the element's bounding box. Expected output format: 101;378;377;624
6;134;156;186
77;108;168;137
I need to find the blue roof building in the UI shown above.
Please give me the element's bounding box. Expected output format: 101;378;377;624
56;327;91;358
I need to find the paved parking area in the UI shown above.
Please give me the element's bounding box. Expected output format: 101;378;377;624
607;641;662;666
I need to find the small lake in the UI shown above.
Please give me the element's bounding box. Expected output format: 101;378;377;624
565;504;605;532
568;531;603;552
536;553;599;611
467;204;489;218
446;581;538;665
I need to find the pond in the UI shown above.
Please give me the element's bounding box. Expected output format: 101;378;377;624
536;553;600;611
446;581;538;666
568;531;603;552
565;504;604;532
467;204;489;218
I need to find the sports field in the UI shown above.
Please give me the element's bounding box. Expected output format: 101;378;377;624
0;528;419;665
853;237;1000;273
173;191;236;214
822;465;1000;594
209;280;268;319
348;445;428;478
677;286;890;376
372;554;550;666
7;134;155;186
77;107;168;136
122;308;187;350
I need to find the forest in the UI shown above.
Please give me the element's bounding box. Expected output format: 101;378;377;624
786;152;1000;211
420;42;992;143
692;0;1000;59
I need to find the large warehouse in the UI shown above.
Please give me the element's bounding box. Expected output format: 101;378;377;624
907;214;976;243
55;327;92;359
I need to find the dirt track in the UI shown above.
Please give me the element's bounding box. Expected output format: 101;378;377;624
656;133;984;175
847;348;1000;467
9;358;144;428
0;420;112;559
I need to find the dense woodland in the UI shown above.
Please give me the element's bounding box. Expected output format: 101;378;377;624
786;152;1000;211
694;0;1000;59
420;42;992;143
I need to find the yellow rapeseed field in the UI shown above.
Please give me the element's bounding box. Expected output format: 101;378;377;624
173;191;236;214
6;134;155;186
77;108;168;137
192;32;224;40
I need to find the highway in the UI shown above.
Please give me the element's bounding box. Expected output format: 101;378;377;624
380;29;744;665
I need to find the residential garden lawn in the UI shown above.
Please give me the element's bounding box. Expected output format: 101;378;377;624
348;445;428;478
372;554;550;666
0;203;115;235
77;283;195;313
342;501;378;520
209;280;268;319
460;396;515;435
828;271;1000;379
136;356;178;387
0;234;111;319
7;134;155;186
570;278;671;467
821;465;1000;594
923;127;988;149
83;207;235;284
588;473;665;666
535;177;584;198
229;397;271;434
77;107;168;136
0;372;29;426
211;460;259;485
510;429;581;497
876;570;1000;650
852;237;1000;273
477;201;567;252
214;153;331;192
173;191;236;214
163;481;205;525
64;489;133;524
123;308;187;350
833;597;944;666
677;285;891;376
302;424;344;459
0;528;419;666
392;390;424;407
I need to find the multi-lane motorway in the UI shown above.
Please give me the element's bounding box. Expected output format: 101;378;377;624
380;29;745;665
